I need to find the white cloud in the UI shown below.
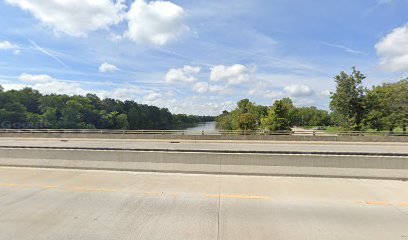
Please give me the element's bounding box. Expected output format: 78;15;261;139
1;83;27;91
375;24;408;72
284;84;314;97
165;65;200;83
99;85;144;100
192;82;226;94
248;82;267;96
184;100;235;115
5;0;126;37
210;64;254;84
248;83;285;100
125;0;188;45
33;81;87;96
292;98;317;107
0;41;20;54
0;41;18;50
8;74;149;104
193;82;210;93
17;73;87;95
19;73;54;83
318;89;331;97
162;99;235;115
143;92;161;101
99;62;119;73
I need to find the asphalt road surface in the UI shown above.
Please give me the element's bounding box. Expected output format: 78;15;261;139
0;138;407;154
0;167;407;240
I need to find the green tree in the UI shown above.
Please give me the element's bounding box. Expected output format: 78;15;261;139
0;91;27;128
238;113;257;131
216;111;234;130
11;87;42;114
106;111;129;129
61;100;84;128
0;86;213;130
330;67;366;130
116;113;129;129
261;99;291;131
42;107;58;128
364;79;408;132
289;107;330;127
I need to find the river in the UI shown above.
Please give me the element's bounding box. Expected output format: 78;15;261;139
183;122;218;133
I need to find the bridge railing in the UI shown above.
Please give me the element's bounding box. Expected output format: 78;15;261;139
0;129;407;137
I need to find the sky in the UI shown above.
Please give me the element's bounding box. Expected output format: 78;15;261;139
0;0;408;115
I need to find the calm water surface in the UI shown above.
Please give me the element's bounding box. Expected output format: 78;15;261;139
183;122;218;133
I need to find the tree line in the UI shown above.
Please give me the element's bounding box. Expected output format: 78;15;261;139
0;86;214;129
216;98;330;131
216;68;407;132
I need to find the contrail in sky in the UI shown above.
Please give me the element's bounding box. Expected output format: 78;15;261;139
28;39;72;71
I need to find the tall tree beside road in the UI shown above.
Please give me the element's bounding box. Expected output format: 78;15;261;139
364;79;408;132
330;67;366;130
261;99;291;131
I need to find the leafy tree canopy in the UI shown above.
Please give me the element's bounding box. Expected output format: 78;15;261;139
0;87;214;129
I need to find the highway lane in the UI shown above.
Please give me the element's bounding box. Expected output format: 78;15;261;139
0;137;407;154
0;167;407;240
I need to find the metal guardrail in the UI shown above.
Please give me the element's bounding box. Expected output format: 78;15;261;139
0;129;407;137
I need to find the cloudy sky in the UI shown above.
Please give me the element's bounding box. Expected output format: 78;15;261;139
0;0;407;115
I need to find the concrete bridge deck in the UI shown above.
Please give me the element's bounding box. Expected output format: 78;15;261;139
1;137;407;154
0;138;407;180
0;167;407;240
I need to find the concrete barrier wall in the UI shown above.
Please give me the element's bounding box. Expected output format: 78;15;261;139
0;132;408;142
0;148;407;179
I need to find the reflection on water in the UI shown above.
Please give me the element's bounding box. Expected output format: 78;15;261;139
184;122;218;133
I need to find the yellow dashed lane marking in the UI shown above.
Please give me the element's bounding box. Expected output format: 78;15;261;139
169;193;179;197
67;187;118;193
365;201;391;206
143;191;162;195
205;194;270;200
0;183;406;205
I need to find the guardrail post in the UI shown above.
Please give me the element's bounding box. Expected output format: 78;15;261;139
162;130;164;135
202;131;204;135
313;131;316;136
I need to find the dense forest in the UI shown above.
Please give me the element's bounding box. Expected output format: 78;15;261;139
0;86;214;129
217;68;407;132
